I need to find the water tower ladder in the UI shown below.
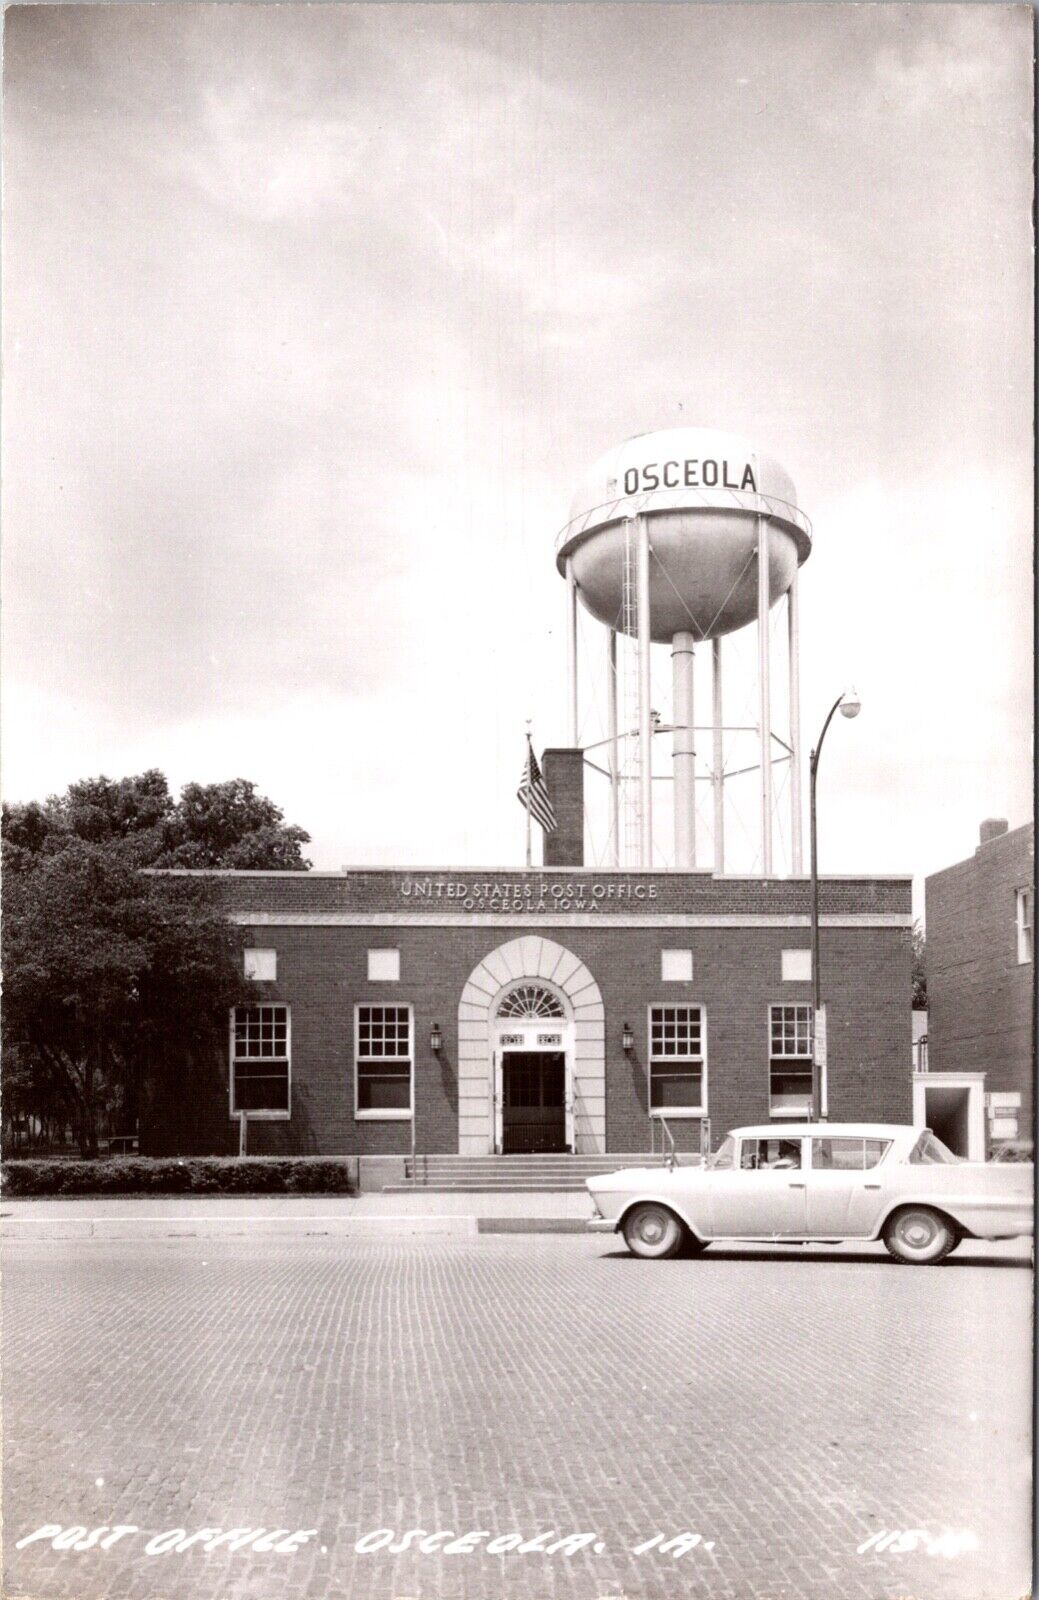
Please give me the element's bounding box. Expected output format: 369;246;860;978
621;519;641;866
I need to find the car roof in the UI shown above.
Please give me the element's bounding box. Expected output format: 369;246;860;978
729;1123;912;1139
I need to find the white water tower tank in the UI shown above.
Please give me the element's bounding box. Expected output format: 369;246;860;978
555;426;812;875
556;426;810;637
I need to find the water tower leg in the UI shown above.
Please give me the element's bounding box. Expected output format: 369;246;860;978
565;556;578;745
636;516;653;867
672;632;696;869
607;627;621;866
757;516;773;875
788;573;804;873
712;636;724;873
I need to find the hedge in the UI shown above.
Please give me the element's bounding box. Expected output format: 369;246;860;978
2;1156;357;1197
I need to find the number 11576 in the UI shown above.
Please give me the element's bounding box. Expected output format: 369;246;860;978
857;1529;978;1558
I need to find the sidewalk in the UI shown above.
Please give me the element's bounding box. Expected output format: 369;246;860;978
1;1189;593;1240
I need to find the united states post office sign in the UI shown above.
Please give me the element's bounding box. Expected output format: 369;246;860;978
399;878;658;912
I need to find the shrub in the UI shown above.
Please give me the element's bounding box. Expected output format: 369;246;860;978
1;1155;356;1197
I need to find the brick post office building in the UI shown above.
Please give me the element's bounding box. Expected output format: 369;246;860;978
146;754;913;1170
145;430;921;1171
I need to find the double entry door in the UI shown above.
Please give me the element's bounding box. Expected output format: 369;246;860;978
500;1050;567;1154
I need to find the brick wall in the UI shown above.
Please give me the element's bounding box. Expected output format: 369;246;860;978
542;749;584;868
925;823;1034;1124
142;905;912;1156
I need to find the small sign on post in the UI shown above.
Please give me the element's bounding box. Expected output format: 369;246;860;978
813;1005;828;1119
987;1092;1020;1141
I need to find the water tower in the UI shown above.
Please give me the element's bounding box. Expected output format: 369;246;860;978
555;427;812;874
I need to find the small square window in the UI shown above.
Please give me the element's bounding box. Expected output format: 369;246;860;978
781;949;812;982
244;948;277;981
661;948;693;982
367;949;401;982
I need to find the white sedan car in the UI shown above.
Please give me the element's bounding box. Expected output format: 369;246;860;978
587;1123;1034;1264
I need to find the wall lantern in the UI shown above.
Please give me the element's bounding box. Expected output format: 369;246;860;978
622;1021;634;1055
430;1022;443;1053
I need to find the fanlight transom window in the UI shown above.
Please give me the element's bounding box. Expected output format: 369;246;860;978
496;984;565;1020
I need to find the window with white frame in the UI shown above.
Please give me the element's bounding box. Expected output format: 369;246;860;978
781;948;811;982
661;948;693;982
243;948;277;981
367;948;401;982
231;1004;290;1115
356;1004;412;1117
1016;887;1033;964
769;1004;813;1116
648;1005;705;1114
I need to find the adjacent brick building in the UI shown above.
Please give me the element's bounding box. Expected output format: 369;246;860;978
923;819;1034;1154
144;754;913;1162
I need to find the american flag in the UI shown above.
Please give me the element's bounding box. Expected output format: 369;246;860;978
517;740;557;834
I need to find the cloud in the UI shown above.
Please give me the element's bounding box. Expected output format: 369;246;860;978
2;3;1031;904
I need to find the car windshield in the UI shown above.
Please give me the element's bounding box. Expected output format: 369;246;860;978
706;1135;736;1170
909;1130;963;1165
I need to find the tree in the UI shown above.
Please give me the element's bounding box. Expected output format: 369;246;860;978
2;770;311;871
1;771;311;1155
911;921;927;1010
2;839;248;1156
159;778;312;869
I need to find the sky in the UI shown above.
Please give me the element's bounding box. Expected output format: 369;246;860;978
3;2;1033;912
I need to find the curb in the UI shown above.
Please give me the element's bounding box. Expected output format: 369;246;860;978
3;1215;481;1241
477;1217;587;1233
3;1215;593;1241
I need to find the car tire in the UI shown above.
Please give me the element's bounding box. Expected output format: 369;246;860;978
883;1206;958;1265
622;1203;686;1260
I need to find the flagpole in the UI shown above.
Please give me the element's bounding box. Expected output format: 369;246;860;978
525;727;533;868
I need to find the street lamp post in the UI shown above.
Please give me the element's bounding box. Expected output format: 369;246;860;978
809;687;861;1121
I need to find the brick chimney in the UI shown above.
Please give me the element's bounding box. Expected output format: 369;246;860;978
542;748;584;867
980;817;1009;845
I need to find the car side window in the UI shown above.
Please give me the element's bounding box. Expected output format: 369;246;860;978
812;1137;893;1170
909;1131;962;1165
708;1135;736;1170
813;1138;857;1169
740;1138;802;1171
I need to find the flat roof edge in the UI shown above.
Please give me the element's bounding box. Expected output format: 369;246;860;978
143;866;914;883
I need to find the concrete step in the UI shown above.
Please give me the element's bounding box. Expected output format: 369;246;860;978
382;1182;598;1194
402;1173;609;1181
414;1160;656;1168
410;1156;663;1170
393;1153;697;1192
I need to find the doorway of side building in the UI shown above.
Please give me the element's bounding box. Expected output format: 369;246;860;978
912;1072;986;1161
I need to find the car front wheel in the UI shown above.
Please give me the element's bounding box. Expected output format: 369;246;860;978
883;1206;958;1265
622;1203;686;1260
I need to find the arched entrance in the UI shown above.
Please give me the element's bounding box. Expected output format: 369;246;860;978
494;982;571;1154
457;937;605;1155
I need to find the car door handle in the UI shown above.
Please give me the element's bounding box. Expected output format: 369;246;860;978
788;1181;806;1188
865;1183;881;1190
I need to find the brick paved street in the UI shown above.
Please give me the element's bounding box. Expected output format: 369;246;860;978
3;1231;1031;1600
